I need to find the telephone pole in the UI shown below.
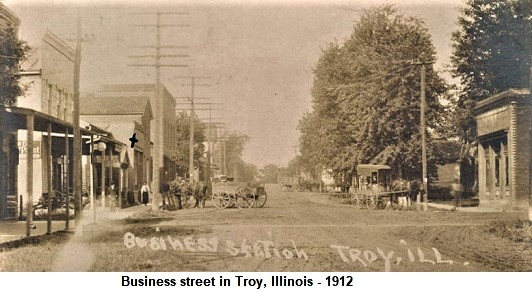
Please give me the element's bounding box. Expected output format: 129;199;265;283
412;60;434;212
175;77;211;182
129;11;189;210
72;9;83;234
176;101;223;184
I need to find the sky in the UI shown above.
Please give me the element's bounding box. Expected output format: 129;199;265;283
3;0;463;168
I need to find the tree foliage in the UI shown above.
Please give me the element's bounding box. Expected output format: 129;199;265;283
222;130;250;179
261;164;281;183
0;25;28;106
298;5;448;180
174;111;206;175
450;0;531;141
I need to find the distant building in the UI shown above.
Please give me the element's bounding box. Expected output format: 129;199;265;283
97;84;179;188
80;95;153;192
474;88;531;210
432;139;462;187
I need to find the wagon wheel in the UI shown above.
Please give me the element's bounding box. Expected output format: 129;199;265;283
367;195;378;210
235;186;255;209
253;188;267;208
212;192;227;209
375;195;387;210
351;192;363;209
226;193;237;208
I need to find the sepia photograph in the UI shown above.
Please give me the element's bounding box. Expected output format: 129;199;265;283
0;0;530;273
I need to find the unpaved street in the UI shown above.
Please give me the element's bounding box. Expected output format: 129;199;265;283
95;184;531;272
1;184;530;272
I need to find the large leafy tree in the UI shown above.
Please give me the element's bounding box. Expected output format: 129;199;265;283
299;5;448;180
174;111;206;176
450;0;531;141
223;131;249;177
0;25;28;106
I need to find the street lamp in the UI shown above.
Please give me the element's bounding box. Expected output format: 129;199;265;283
97;141;107;152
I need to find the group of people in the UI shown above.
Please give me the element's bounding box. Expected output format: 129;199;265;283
120;177;210;210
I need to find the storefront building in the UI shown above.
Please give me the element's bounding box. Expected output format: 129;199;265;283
474;89;530;210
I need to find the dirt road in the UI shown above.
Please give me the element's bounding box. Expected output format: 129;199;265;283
108;184;531;272
1;184;530;272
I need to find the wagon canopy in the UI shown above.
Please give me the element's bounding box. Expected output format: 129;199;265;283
356;164;391;176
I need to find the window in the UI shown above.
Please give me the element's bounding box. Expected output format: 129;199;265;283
48;84;53;114
57;89;63;118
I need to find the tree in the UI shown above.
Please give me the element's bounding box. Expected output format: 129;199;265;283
174;111;206;177
0;25;28;106
298;5;448;180
450;0;531;141
223;131;249;178
235;160;259;182
262;164;280;183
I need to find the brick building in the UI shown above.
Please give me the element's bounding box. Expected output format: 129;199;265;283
474;89;531;210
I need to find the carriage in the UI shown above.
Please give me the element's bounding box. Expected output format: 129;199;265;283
278;176;301;192
350;164;416;210
211;179;267;209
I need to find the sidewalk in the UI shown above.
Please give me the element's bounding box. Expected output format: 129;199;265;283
0;220;67;244
428;202;524;213
0;205;150;245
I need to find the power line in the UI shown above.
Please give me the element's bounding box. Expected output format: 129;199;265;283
127;11;189;210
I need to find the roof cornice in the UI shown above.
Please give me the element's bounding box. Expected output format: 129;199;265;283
42;30;76;62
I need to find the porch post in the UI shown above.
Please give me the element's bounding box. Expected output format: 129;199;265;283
119;167;123;209
90;135;95;222
25;114;34;237
101;143;106;209
64;128;69;230
47;123;52;235
108;145;113;210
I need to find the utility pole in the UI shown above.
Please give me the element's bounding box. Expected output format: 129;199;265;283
175;77;211;183
528;55;532;222
129;11;189;210
176;101;223;184
72;9;83;234
412;60;434;212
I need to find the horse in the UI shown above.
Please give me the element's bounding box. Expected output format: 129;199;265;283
390;179;423;210
178;180;208;208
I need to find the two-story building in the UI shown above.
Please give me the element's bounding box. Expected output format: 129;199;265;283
97;84;179;185
15;30;75;205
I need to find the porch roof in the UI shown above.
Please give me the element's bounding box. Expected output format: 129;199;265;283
0;106;126;148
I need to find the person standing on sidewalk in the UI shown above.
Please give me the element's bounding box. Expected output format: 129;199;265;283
451;179;463;208
141;182;150;206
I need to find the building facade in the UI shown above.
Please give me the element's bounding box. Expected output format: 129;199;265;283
0;2;19;32
80;95;153;193
474;89;531;210
14;30;75;204
98;84;179;190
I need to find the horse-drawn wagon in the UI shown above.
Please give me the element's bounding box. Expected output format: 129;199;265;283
278;176;301;192
350;164;421;210
211;179;267;209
